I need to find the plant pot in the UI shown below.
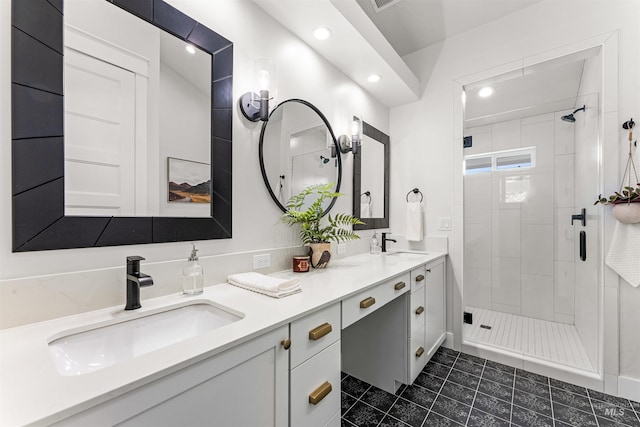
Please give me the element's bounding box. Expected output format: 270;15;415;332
612;202;640;224
308;243;331;268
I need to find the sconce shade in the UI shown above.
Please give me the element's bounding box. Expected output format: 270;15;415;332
339;117;361;155
239;58;277;122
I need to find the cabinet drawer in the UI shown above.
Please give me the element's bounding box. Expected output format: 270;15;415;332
409;326;426;384
342;272;410;329
411;265;427;293
324;410;341;427
291;303;341;368
290;340;341;427
410;287;425;336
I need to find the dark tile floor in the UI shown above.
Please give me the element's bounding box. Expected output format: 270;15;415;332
341;346;640;427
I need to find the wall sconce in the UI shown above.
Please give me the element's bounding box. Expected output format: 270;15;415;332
339;117;362;155
239;58;277;122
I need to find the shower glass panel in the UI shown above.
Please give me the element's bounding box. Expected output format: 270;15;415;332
462;52;602;374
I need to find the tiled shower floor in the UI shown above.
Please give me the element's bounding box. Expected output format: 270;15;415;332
463;306;593;371
341;346;640;427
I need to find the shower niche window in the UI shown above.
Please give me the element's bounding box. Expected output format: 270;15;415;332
464;147;535;175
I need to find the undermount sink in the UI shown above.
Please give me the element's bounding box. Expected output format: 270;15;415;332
48;301;244;376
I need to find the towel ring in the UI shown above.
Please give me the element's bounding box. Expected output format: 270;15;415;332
406;188;423;202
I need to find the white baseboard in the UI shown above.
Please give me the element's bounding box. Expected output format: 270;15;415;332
618;375;640;402
443;332;456;350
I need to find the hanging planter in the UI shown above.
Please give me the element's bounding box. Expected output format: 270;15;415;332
595;118;640;224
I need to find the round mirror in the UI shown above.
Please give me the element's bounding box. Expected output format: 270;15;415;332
259;99;342;214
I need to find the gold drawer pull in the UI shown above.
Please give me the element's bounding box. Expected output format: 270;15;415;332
394;281;406;291
415;347;425;357
360;297;376;309
309;381;332;405
309;323;332;340
415;306;424;315
281;339;291;350
415;274;425;282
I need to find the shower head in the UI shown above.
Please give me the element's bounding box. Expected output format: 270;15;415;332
320;155;330;164
561;105;586;123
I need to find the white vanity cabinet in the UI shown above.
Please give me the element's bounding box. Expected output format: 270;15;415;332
424;259;446;360
53;326;290;427
408;265;428;382
289;303;341;427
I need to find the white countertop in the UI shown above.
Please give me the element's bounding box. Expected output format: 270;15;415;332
0;251;446;426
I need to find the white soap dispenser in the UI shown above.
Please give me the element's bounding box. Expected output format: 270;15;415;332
183;243;204;295
370;232;381;255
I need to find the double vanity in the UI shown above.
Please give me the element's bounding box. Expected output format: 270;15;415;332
0;251;446;426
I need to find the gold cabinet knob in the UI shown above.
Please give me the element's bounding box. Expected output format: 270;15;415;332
394;281;406;291
415;306;424;315
360;297;376;309
415;274;425;282
415;347;425;357
281;339;291;350
309;381;332;405
309;323;332;341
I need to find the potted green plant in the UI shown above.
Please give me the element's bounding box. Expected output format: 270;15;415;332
594;183;640;224
282;183;364;268
594;120;640;224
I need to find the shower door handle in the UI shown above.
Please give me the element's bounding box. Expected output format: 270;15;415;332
579;231;586;262
571;208;586;226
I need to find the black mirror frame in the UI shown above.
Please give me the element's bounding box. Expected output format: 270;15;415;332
353;119;390;230
11;0;233;252
258;99;342;216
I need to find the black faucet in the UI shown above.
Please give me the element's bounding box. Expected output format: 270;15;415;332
125;256;154;310
381;233;397;252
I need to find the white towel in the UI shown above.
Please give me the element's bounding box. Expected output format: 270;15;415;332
405;201;423;241
606;221;640;287
227;272;301;298
361;201;371;218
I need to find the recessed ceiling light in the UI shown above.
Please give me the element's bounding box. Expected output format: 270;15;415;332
367;74;381;83
185;44;196;54
478;86;494;98
314;27;332;40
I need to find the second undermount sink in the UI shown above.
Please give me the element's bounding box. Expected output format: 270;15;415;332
48;301;243;376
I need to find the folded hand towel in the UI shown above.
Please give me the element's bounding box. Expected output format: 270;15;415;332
227;272;301;298
606;221;640;287
361;201;371;218
405;201;423;242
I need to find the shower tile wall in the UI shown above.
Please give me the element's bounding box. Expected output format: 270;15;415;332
464;111;576;323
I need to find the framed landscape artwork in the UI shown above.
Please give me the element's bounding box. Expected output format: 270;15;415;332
167;157;211;204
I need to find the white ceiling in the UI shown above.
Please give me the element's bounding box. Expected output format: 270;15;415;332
253;0;542;108
355;0;542;57
464;59;586;127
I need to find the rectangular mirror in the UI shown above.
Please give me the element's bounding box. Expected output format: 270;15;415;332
64;1;213;217
11;0;233;251
353;120;390;229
